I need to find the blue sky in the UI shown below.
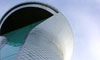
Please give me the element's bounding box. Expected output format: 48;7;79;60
40;0;100;60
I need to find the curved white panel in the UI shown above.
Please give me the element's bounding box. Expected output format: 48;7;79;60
15;13;73;60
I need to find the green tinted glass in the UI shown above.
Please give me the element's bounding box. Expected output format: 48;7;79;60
1;21;44;60
0;6;53;60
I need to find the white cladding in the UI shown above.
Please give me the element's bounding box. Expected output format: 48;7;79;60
0;36;7;49
15;13;73;60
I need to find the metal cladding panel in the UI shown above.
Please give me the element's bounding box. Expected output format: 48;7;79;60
15;13;73;60
0;1;73;60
